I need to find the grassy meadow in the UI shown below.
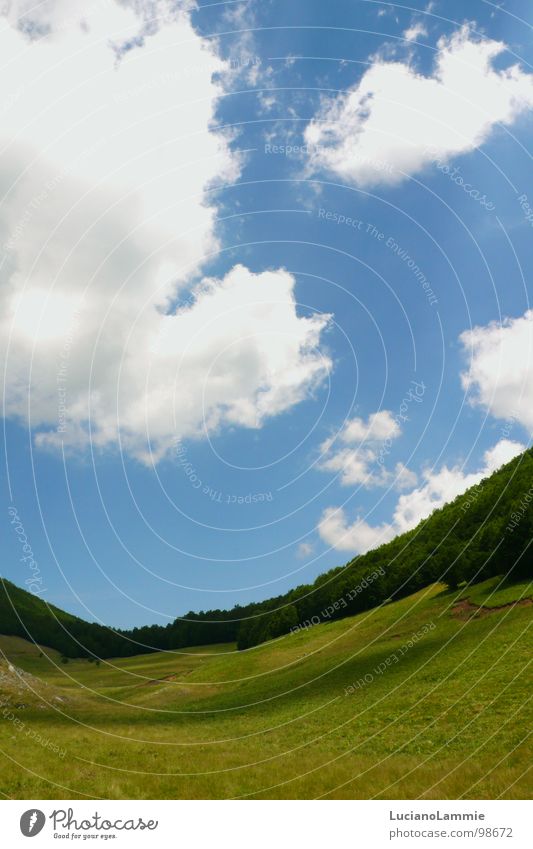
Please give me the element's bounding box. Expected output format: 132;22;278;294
0;576;531;800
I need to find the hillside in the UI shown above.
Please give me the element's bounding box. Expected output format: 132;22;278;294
1;447;532;658
0;576;531;799
0;577;126;659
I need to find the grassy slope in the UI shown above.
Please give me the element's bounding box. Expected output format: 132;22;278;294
3;447;533;660
0;578;531;800
0;580;79;626
459;577;533;608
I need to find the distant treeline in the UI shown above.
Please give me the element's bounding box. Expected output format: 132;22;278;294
1;448;532;658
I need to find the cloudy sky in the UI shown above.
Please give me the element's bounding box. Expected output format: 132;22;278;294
2;0;532;626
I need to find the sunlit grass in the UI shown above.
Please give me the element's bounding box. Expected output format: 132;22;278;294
0;580;530;799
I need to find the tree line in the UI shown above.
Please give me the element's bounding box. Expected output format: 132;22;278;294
1;447;531;658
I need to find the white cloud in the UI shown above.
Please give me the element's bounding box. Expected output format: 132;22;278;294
319;448;379;487
393;462;418;491
319;438;525;553
24;262;331;462
0;1;331;462
319;410;404;487
217;0;267;89
393;438;525;532
296;541;314;559
341;410;401;444
460;310;533;435
305;24;533;187
257;92;277;113
318;508;396;554
403;22;428;42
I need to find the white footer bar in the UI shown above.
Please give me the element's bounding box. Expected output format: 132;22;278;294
1;799;530;848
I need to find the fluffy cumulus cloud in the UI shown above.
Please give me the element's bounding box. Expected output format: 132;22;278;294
403;22;428;42
318;410;415;489
460;311;533;435
319;438;525;553
305;24;533;186
318;507;395;555
0;1;331;462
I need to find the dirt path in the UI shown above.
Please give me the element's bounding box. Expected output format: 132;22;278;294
452;597;533;619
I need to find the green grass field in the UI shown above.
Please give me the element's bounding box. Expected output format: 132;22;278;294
0;578;531;800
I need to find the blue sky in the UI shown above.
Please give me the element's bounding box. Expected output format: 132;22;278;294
2;0;532;627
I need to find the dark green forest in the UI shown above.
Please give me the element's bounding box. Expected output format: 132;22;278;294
2;447;532;658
